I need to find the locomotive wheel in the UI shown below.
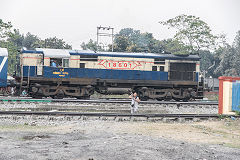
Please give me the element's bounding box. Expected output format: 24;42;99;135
136;88;149;101
156;98;164;101
182;97;190;102
173;97;181;101
54;94;65;99
140;96;148;101
76;95;90;99
53;90;65;99
164;97;172;101
32;94;43;99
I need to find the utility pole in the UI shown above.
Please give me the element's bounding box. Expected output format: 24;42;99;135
97;26;114;52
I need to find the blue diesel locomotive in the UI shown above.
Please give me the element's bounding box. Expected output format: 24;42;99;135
20;48;203;100
0;48;8;88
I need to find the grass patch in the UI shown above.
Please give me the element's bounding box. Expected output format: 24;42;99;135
0;124;49;131
224;143;240;149
204;93;218;101
192;120;240;148
22;135;51;140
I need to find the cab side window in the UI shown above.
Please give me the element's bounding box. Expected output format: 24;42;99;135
63;59;69;68
80;63;85;68
50;58;62;67
152;66;157;71
160;66;164;71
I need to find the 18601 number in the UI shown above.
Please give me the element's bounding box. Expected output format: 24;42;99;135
108;62;132;68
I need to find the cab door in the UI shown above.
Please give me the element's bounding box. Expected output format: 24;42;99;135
37;54;43;76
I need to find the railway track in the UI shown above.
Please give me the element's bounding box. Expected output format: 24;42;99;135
0;97;218;105
0;97;230;122
0;110;218;117
0;111;237;123
0;97;218;116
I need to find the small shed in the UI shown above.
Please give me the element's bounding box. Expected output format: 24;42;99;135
218;76;240;114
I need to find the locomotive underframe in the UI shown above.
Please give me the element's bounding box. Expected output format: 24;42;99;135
23;77;203;101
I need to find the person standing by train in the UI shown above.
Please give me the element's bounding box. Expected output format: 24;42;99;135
129;92;140;114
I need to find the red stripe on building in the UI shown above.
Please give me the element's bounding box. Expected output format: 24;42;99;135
218;77;224;114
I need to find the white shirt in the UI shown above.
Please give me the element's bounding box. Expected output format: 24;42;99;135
131;97;139;108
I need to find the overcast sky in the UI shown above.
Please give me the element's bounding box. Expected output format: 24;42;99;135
1;0;240;49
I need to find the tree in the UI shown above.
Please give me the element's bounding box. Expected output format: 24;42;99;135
159;14;217;54
113;28;141;52
112;35;129;52
8;29;24;49
0;19;18;75
43;37;72;49
9;32;72;50
198;50;215;77
112;28;165;53
21;32;42;49
214;45;236;76
232;31;240;75
160;39;189;55
83;28;195;54
5;41;18;74
233;31;240;49
0;19;12;40
81;39;102;52
212;31;240;77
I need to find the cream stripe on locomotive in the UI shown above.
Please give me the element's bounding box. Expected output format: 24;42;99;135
71;55;198;72
72;56;158;71
20;53;43;66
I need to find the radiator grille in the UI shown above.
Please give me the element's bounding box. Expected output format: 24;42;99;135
170;63;196;81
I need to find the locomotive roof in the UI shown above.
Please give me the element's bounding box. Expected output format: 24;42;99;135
35;48;70;58
70;50;200;60
0;48;8;57
21;48;200;61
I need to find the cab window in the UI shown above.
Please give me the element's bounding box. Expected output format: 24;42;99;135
80;63;85;68
63;59;69;68
152;66;157;71
160;66;164;71
50;58;62;67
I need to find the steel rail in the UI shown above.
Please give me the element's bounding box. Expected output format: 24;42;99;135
0;98;218;105
0;111;229;118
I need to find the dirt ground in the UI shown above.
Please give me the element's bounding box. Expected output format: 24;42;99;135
0;117;240;160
